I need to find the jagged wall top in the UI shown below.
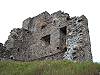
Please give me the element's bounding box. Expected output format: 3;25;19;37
22;11;70;32
3;11;92;61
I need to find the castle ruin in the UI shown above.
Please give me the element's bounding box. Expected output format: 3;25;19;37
1;11;92;61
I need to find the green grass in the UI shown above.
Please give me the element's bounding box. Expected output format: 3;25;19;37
0;60;100;75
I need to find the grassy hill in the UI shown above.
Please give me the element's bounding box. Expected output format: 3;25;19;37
0;60;100;75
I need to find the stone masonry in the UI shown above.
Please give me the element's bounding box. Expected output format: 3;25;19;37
4;11;92;61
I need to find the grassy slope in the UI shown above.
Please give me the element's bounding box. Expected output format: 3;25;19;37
0;60;100;75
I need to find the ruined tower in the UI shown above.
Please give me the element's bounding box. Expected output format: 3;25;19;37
4;11;92;61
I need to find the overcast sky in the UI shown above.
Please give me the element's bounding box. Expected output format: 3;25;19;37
0;0;100;62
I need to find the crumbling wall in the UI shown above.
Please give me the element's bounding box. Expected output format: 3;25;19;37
4;28;34;61
3;11;92;61
0;43;9;60
63;15;92;61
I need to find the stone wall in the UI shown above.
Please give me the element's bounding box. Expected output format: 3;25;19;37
63;15;92;61
3;11;92;61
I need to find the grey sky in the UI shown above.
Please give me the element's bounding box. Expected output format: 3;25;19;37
0;0;100;62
